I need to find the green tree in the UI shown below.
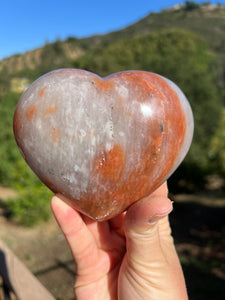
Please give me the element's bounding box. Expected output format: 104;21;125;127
184;1;200;11
38;39;69;74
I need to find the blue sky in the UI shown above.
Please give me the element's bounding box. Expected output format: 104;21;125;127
0;0;223;60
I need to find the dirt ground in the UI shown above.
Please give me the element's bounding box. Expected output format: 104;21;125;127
0;185;75;300
0;184;224;300
0;210;75;300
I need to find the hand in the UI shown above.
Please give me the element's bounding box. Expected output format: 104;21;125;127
51;182;188;300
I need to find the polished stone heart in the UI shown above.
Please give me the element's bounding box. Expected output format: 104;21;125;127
13;69;194;221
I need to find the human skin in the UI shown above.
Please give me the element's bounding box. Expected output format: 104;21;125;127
51;182;188;300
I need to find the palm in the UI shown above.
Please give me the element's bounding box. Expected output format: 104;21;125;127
51;183;188;300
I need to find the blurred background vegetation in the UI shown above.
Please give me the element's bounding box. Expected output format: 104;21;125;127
0;1;224;225
0;2;224;298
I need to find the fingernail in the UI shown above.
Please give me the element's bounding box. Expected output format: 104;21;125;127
147;202;173;225
147;213;169;225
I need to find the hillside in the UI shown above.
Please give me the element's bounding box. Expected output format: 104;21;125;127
0;40;84;75
0;1;224;226
0;2;225;77
79;3;225;52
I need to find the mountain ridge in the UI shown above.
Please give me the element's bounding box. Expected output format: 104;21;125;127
0;2;225;76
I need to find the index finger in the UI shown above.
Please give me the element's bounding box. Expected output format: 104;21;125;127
51;195;99;272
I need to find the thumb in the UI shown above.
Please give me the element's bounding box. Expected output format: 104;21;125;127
124;192;173;263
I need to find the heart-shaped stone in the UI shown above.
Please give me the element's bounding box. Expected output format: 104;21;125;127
13;69;194;221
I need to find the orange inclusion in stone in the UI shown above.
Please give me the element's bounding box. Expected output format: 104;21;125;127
25;104;37;120
117;96;125;107
13;107;22;134
147;72;187;181
39;86;46;97
90;71;187;214
93;144;126;184
93;77;115;92
44;104;58;116
120;71;157;99
51;127;60;143
115;72;186;203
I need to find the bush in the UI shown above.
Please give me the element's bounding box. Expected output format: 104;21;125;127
0;91;53;226
6;184;53;226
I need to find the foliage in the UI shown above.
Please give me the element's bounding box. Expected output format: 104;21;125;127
0;92;52;225
38;40;69;74
0;7;225;225
0;92;21;185
74;29;222;173
184;1;200;11
75;3;225;59
210;108;225;174
6;185;53;226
